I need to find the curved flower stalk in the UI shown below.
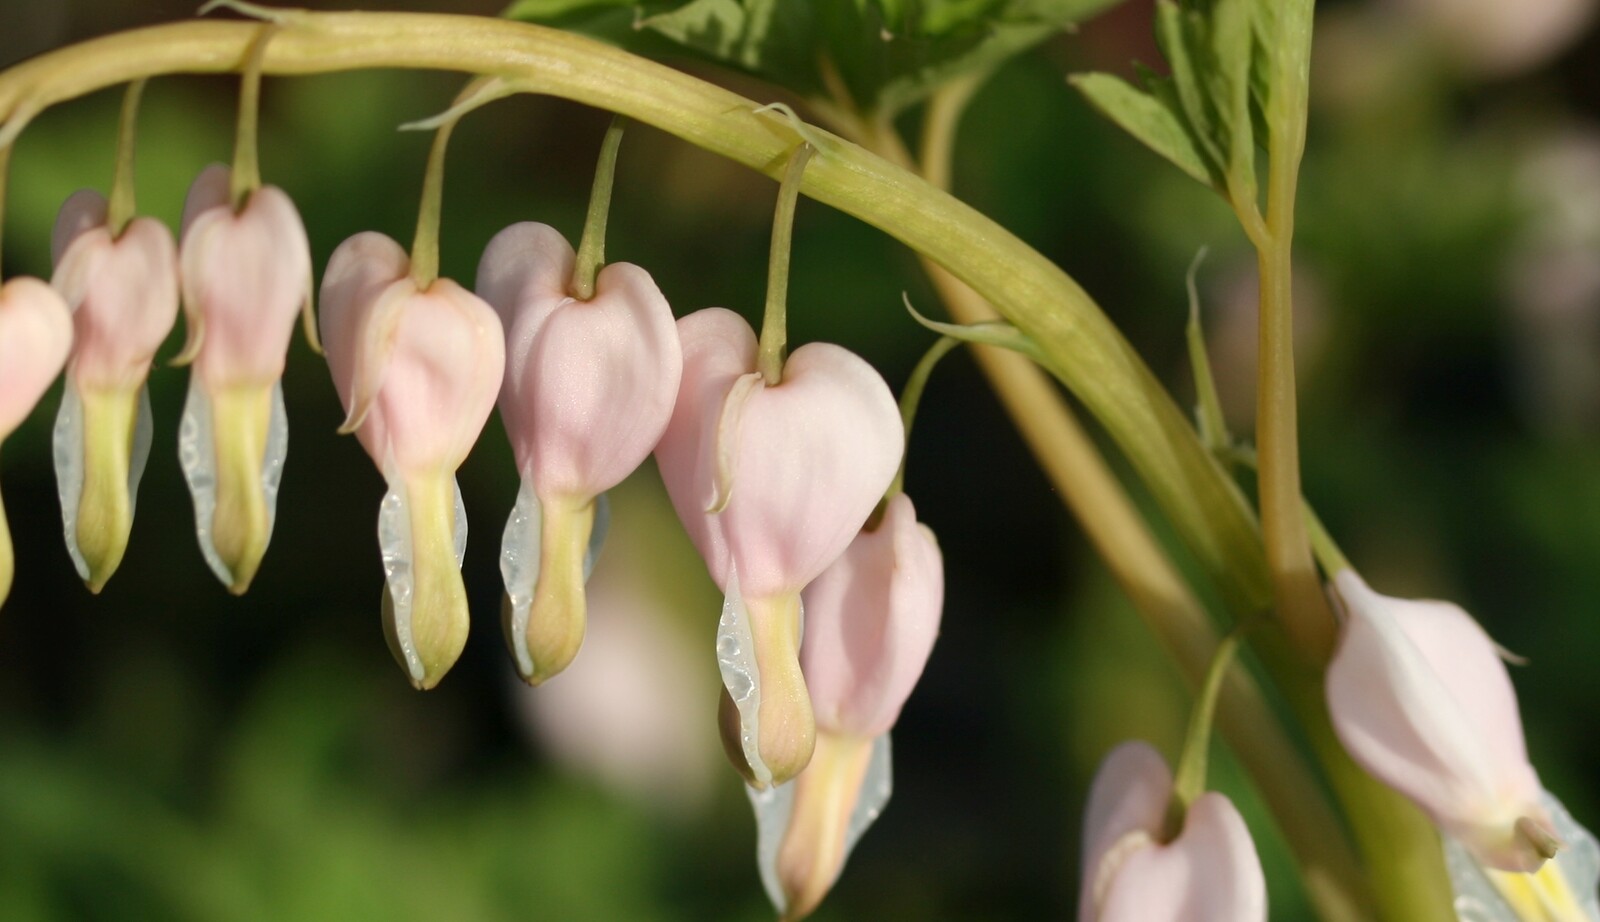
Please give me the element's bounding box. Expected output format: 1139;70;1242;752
175;163;311;593
49;189;177;591
476;216;681;684
0;276;73;607
1078;741;1267;922
656;307;903;787
321;231;504;690
746;491;942;920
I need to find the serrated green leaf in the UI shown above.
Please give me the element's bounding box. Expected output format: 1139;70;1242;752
500;0;635;18
503;0;1131;118
1070;72;1215;188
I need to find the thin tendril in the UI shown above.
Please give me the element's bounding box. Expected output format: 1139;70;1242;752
756;143;813;386
409;76;508;289
1164;625;1246;839
107;79;147;237
230;23;279;210
885;336;958;501
571;115;626;300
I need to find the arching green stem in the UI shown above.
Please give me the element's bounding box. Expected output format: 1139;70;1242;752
229;24;278;210
757;143;813;386
571;115;626;300
106;79;147;237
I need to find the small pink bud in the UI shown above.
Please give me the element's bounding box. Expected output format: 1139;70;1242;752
656;307;902;787
1078;742;1266;922
0;276;73;608
801;492;943;739
49;189;179;590
321;231;505;690
1326;570;1556;872
175;164;312;593
475;222;682;684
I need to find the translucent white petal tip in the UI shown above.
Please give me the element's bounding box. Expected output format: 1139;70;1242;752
379;473;467;683
177;379;287;587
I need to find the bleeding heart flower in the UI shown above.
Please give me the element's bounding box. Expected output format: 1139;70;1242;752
475;221;681;685
0;276;73;607
175;163;312;593
745;491;941;920
321;231;504;690
1078;741;1267;922
49;189;178;591
656;307;902;788
1326;569;1559;873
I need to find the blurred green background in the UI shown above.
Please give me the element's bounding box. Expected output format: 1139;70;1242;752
1;1;1598;919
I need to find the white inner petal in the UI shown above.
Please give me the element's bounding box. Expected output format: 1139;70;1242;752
177;379;288;586
717;566;771;788
52;379;87;580
500;477;543;680
380;471;467;684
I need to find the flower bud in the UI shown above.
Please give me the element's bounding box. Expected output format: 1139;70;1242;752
1326;570;1558;872
1078;741;1266;922
0;276;73;607
321;231;504;690
175;164;311;593
655;307;902;787
475;221;681;685
49;190;178;591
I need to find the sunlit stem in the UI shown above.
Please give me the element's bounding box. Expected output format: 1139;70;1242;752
884;335;958;502
106;79;146;237
571;115;626;301
757;143;814;386
229;24;278;210
1164;626;1244;838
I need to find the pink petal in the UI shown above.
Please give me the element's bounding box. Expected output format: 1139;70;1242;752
1079;741;1172;921
179;163;231;237
801;493;943;738
50;189;108;266
1095;792;1267;922
179;179;311;388
0;278;73;438
477;223;681;500
52;215;178;392
719;342;903;598
321;233;504;475
655;307;758;589
1327;571;1546;870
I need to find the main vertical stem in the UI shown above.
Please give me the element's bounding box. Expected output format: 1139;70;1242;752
1256;6;1335;664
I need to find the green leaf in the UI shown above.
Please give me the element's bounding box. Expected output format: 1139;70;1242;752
1070;72;1215;188
504;0;1130;117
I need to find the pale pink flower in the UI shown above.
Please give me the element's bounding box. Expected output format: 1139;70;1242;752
475;221;681;684
655;306;902;787
1327;570;1557;872
175;164;312;593
321;231;504;690
0;276;73;607
49;189;178;590
1078;741;1266;922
